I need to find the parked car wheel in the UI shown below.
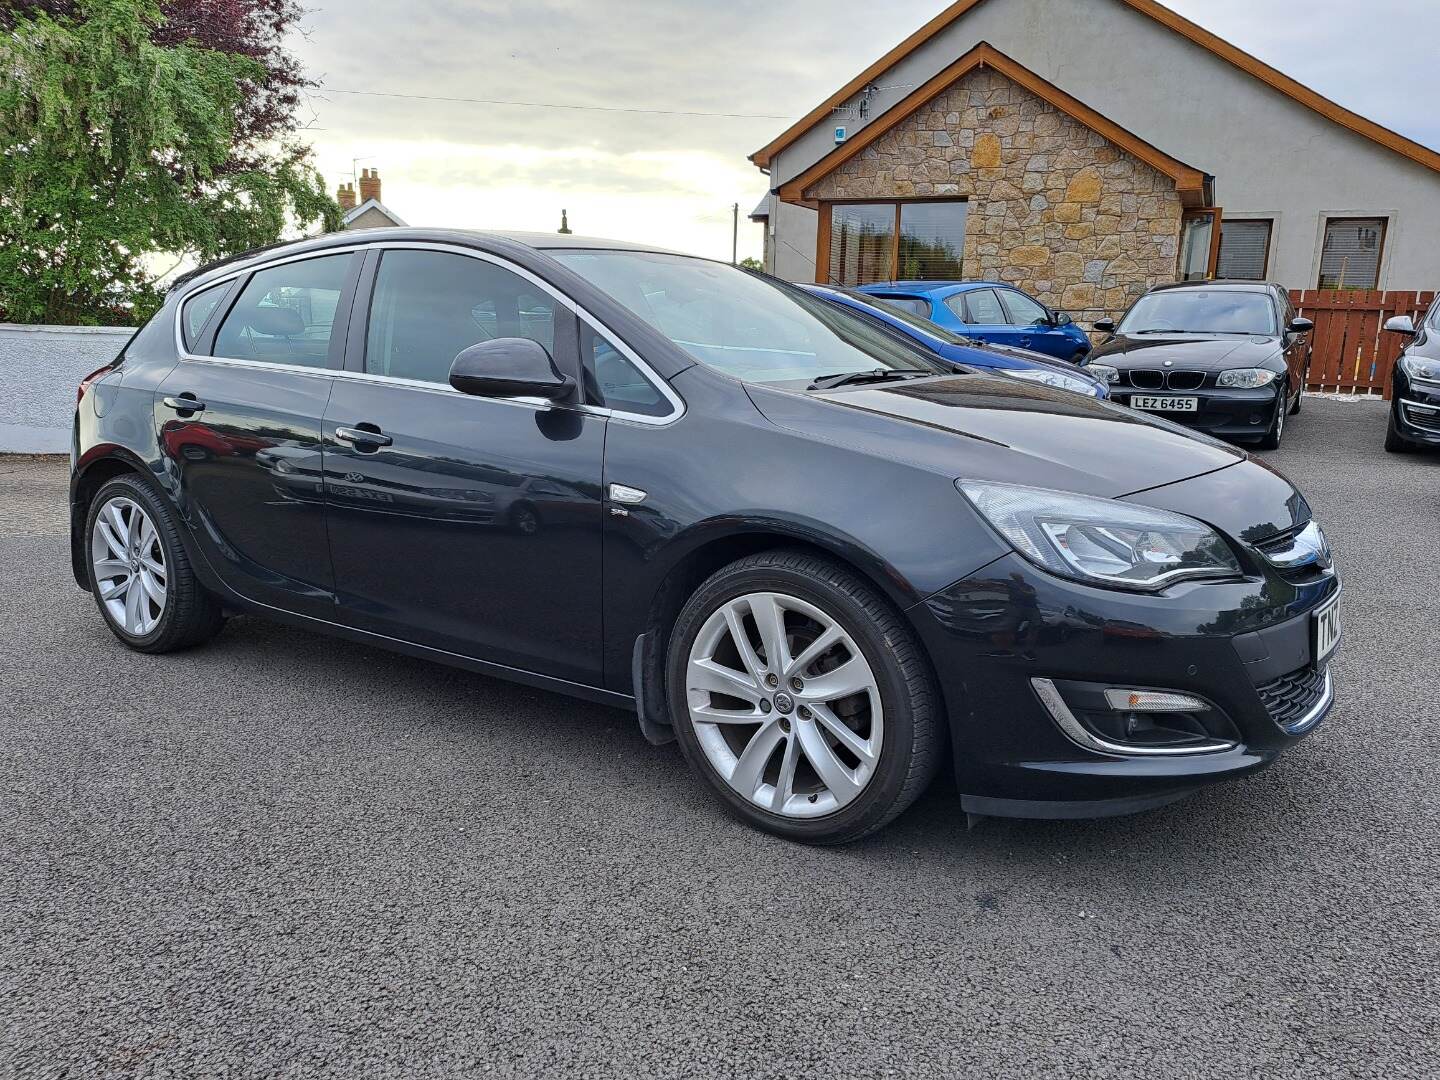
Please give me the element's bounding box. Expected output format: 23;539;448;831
1385;412;1416;453
86;475;225;653
1289;372;1305;415
1257;389;1287;450
666;550;940;845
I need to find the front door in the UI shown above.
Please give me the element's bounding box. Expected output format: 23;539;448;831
155;251;359;618
322;247;606;685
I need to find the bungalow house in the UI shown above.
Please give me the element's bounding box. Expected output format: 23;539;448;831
750;0;1440;322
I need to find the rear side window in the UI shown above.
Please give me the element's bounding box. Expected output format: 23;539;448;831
212;254;352;367
956;288;1007;324
579;322;669;417
871;296;927;318
181;282;231;350
364;250;557;384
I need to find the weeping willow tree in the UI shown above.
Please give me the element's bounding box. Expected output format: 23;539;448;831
0;0;339;324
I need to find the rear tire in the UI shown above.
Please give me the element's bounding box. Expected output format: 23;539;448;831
1385;412;1415;453
85;475;225;653
665;549;941;845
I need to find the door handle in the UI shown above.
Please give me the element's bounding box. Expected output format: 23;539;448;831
333;425;392;448
1018;336;1032;348
162;395;206;412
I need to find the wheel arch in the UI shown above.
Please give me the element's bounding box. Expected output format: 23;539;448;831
69;450;154;591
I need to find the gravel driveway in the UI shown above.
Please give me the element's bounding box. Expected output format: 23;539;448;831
3;398;1437;1079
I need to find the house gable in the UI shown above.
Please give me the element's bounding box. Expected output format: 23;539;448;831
751;0;1440;180
807;63;1183;315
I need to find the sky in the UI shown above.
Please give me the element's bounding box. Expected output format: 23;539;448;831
289;0;1440;264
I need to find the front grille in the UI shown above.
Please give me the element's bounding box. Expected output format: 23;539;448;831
1129;369;1164;389
1257;664;1331;734
1167;370;1206;391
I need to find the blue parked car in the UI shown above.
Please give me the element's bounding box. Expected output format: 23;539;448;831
799;284;1108;399
856;281;1093;363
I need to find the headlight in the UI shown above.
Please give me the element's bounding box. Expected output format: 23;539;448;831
1088;363;1120;384
1004;368;1099;396
1216;368;1278;389
957;480;1243;590
1400;354;1440;384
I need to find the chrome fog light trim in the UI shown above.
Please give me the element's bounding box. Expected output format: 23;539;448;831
1031;678;1236;757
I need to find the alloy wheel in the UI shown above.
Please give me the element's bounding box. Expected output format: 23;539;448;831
91;497;167;637
684;591;883;819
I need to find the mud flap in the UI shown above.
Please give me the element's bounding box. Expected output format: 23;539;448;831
632;632;675;746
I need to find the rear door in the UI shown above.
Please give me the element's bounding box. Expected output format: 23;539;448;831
321;245;607;684
155;250;361;619
998;288;1067;358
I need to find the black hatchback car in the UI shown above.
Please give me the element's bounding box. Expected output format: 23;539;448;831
70;229;1341;844
1088;281;1313;449
1382;301;1440;452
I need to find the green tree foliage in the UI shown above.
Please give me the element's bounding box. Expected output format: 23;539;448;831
740;256;764;272
0;0;339;324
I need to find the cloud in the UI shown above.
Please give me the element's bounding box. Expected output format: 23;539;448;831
289;0;1440;262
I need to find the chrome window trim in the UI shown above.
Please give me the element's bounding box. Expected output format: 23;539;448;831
171;240;686;427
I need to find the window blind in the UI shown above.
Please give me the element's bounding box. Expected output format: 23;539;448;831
1216;220;1271;281
1318;218;1385;290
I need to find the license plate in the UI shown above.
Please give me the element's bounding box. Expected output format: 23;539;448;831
1129;395;1199;412
1313;596;1342;667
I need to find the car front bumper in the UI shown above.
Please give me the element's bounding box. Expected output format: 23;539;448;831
907;551;1339;819
1113;384;1281;439
1393;372;1440;445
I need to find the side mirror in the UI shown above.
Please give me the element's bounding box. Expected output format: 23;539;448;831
1052;312;1073;327
449;338;575;401
1383;315;1416;336
1288;317;1314;335
1093;318;1116;334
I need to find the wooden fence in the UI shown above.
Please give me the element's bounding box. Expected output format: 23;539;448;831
1290;289;1434;398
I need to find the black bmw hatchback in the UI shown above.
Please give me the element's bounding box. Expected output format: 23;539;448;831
1088;281;1313;449
70;229;1341;844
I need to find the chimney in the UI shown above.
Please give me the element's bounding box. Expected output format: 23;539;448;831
358;168;381;205
336;181;356;211
558;208;572;235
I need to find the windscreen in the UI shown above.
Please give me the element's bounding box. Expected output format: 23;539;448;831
551;250;947;387
1118;290;1278;336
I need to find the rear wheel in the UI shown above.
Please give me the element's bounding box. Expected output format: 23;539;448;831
86;475;224;653
666;550;940;845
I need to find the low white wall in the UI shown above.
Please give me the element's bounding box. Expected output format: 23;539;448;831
0;323;135;453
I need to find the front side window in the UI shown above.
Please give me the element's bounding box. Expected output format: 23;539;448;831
212;254;352;367
364;250;556;384
1318;217;1386;290
181;281;231;350
552;250;944;388
1000;289;1049;326
1216;220;1273;281
826;201;966;286
579;323;669;417
1118;289;1278;336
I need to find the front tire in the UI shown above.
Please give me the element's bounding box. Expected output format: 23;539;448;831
85;475;225;653
1257;388;1287;450
665;550;941;845
1385;411;1415;453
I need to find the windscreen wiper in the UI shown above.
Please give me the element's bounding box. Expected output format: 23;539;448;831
807;369;934;391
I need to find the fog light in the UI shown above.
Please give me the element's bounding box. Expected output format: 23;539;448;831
1104;688;1209;713
1248;413;1263;425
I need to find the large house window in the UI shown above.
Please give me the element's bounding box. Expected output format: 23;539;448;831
1178;209;1221;281
826;201;966;286
1318;217;1386;290
1216;220;1273;281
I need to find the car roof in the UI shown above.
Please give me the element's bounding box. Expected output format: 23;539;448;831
860;280;1021;298
1146;279;1279;294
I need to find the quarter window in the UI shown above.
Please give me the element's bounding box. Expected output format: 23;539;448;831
579;323;669;417
363;250;557;384
1216;220;1273;281
1318;217;1386;290
181;282;231;350
212;254;352;367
